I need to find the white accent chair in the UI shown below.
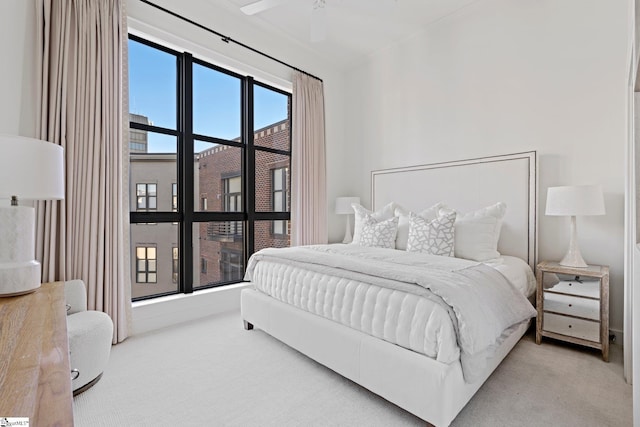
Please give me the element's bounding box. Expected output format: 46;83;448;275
64;279;113;395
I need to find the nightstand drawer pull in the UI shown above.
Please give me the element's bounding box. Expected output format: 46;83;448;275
544;313;600;342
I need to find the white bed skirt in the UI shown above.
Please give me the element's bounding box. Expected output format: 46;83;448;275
241;288;530;427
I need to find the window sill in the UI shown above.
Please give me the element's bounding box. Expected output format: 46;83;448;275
132;282;251;335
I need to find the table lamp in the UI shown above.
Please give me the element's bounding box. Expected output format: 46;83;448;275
545;185;605;268
335;196;360;243
0;135;64;296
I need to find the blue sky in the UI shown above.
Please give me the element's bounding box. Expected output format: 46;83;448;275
128;39;288;153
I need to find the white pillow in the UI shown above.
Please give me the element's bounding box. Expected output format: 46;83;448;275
444;202;507;261
359;216;399;249
406;210;456;256
352;202;396;245
394;203;444;250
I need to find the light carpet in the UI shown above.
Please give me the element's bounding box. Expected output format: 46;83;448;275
73;311;632;426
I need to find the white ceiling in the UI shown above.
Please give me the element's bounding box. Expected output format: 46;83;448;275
220;0;480;69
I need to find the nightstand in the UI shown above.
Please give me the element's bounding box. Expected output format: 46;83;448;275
535;261;609;361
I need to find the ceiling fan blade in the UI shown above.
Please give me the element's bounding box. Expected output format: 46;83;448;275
240;0;292;15
310;0;327;42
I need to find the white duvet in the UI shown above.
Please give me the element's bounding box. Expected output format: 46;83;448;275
245;244;536;383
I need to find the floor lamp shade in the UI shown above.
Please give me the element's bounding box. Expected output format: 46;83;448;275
0;135;65;296
545;185;605;268
335;197;360;243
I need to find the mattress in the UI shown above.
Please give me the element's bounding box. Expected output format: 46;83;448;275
246;245;536;372
251;259;460;362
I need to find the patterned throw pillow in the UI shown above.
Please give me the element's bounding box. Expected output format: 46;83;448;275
394;202;444;250
359;216;399;249
406;211;456;256
352;202;396;245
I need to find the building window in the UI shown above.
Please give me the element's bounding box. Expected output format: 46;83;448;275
136;183;157;211
136;246;157;283
222;176;242;236
221;249;243;282
201;197;208;211
201;258;207;274
172;247;179;284
272;168;288;235
223;176;242;212
172;183;178;212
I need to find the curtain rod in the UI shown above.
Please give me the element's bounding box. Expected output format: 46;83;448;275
139;0;323;83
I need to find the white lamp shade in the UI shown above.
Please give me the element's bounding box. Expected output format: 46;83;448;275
0;134;65;201
545;185;605;216
335;197;360;215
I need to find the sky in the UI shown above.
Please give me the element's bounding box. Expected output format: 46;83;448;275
128;39;288;154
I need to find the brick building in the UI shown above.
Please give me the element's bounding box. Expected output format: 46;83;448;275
129;117;290;299
196;119;291;286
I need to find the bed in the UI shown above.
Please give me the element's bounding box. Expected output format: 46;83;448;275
241;151;538;426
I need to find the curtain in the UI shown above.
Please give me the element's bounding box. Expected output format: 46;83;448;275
35;0;131;343
291;71;328;246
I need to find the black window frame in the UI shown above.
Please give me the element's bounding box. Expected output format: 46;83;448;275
128;34;292;302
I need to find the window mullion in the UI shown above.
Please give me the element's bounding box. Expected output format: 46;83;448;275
181;52;194;294
243;77;255;268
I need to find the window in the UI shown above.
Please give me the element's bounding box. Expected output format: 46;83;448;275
136;183;157;211
272;167;288;235
223;176;242;212
172;247;179;284
221;248;243;282
172;183;178;212
222;175;242;236
128;34;291;301
136;246;157;283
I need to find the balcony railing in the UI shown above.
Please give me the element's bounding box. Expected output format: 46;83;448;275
207;221;243;242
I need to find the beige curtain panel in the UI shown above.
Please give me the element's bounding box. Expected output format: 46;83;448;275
35;0;132;343
291;72;328;246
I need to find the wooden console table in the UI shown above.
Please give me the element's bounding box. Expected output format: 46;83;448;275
0;282;74;426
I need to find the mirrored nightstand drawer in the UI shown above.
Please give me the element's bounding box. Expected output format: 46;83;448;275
543;292;599;320
543;312;600;342
547;278;600;299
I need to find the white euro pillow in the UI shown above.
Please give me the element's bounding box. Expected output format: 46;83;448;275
351;202;396;245
394;202;444;250
443;202;507;261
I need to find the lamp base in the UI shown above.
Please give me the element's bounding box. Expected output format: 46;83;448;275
558;215;588;268
342;216;353;244
0;206;42;297
0;260;41;297
559;252;588;269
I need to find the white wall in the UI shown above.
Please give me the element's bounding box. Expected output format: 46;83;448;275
344;0;630;334
0;0;37;137
0;0;38;208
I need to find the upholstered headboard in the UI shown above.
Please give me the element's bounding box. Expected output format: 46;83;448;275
371;152;537;269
